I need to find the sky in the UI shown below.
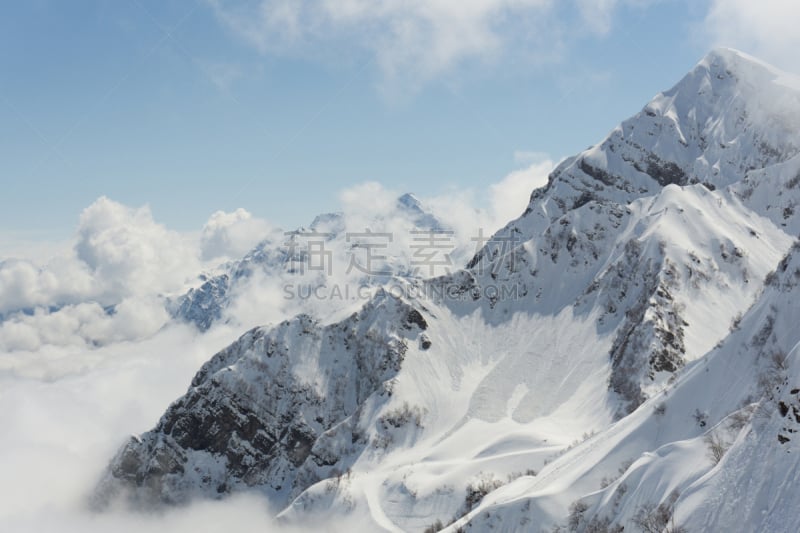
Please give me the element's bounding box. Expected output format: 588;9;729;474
1;0;800;239
2;3;800;531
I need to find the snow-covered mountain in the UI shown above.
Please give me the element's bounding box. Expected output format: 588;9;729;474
97;49;800;532
171;193;454;331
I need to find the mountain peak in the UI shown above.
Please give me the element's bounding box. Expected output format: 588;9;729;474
397;192;423;210
700;47;782;76
396;192;447;231
101;51;800;532
309;212;344;232
690;47;780;87
702;46;755;66
675;47;800;100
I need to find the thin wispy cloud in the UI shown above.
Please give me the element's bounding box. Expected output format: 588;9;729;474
198;60;245;93
206;0;645;94
704;0;800;73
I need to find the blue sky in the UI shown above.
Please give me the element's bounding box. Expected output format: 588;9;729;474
1;0;797;238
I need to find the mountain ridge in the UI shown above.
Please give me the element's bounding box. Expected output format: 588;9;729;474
170;192;452;332
98;49;800;532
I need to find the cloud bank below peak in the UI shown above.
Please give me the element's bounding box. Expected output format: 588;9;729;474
0;197;272;351
0;158;552;350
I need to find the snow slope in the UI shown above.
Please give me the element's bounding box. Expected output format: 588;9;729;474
99;49;800;532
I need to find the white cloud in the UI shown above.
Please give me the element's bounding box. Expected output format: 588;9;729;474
0;297;172;353
489;158;554;221
0;160;557;350
208;0;645;92
199;60;244;93
217;178;545;331
0;304;107;352
0;153;560;347
0;197;249;350
338;181;398;217
0;321;294;532
201;208;273;261
0;160;563;529
575;0;619;35
334;155;555;262
514;150;552;165
75;197;200;300
1;496;286;533
704;0;800;73
0;258;95;314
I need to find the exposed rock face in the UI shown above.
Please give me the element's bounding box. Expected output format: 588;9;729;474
171;274;231;332
98;49;800;532
463;47;800;414
603;241;688;416
98;292;424;507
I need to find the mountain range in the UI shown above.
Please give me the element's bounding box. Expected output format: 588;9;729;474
170;192;457;332
95;49;800;532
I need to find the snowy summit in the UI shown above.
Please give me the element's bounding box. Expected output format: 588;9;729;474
93;49;800;532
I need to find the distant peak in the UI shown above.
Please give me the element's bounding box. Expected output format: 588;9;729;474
309;212;344;231
395;193;447;231
397;193;422;210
